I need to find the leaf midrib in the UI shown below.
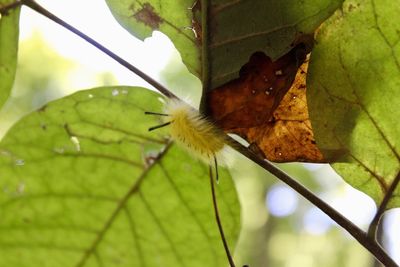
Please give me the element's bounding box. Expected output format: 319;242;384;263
75;142;173;267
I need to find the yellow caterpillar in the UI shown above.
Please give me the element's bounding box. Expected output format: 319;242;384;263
147;98;226;166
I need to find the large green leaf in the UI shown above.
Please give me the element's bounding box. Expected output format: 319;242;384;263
105;0;200;78
105;0;343;89
0;86;240;266
308;0;400;208
0;0;20;109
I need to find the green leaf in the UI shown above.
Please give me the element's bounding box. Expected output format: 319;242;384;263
0;86;240;266
308;0;400;209
105;0;201;78
0;0;20;109
105;0;342;88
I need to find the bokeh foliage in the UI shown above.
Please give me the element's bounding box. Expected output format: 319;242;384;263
0;0;20;108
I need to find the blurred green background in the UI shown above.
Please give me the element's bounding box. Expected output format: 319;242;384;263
1;1;399;266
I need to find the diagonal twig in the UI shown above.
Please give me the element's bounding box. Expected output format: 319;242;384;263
368;171;400;240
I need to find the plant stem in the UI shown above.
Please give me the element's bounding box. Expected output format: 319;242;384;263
373;216;386;267
15;1;398;266
21;0;176;99
368;171;400;240
228;138;398;267
210;163;236;267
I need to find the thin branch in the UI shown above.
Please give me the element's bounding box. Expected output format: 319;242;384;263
209;163;236;267
373;215;386;267
19;1;398;266
214;154;219;182
21;0;176;99
368;171;400;240
227;137;398;267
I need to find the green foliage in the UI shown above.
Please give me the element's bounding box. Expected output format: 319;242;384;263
105;0;201;79
0;0;20;109
308;0;400;208
105;0;343;88
13;32;75;98
0;87;240;266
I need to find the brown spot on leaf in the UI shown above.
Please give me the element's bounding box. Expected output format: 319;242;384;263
191;19;202;44
189;1;202;44
133;3;163;29
189;0;201;12
347;2;360;12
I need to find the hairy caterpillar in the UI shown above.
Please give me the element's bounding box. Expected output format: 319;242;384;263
146;98;237;267
146;98;227;178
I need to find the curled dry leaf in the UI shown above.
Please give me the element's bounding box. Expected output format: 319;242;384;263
207;45;326;162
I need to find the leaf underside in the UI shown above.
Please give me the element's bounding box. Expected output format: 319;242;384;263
308;0;400;209
105;0;343;89
0;87;240;266
0;0;20;109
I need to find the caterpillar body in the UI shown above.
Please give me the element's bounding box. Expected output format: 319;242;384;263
164;99;226;163
148;99;226;165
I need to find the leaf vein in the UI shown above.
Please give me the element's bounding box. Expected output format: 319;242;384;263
138;191;186;267
159;162;219;264
371;0;400;70
124;207;147;267
74;143;172;267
